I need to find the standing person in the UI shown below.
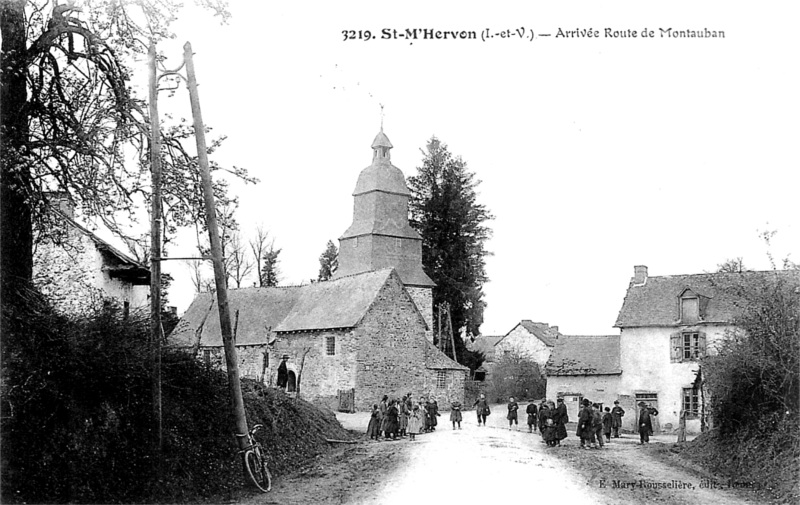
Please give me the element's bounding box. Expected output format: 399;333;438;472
507;397;519;430
384;399;400;440
577;399;594;449
602;407;613;442
378;395;389;437
540;401;557;446
538;401;548;435
611;400;625;438
426;398;440;431
450;400;463;429
553;398;569;446
398;395;409;437
367;404;382;440
418;400;429;432
526;401;538;433
276;355;289;388
407;404;423;441
637;401;656;444
592;403;604;448
473;393;490;426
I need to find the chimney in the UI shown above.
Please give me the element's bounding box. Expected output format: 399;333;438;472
45;191;74;219
551;326;559;333
633;265;648;286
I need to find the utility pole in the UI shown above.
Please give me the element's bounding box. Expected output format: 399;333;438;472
147;42;163;458
183;42;250;452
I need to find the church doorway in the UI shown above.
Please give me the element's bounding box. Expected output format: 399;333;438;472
287;371;297;392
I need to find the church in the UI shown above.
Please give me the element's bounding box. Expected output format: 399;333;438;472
169;129;468;411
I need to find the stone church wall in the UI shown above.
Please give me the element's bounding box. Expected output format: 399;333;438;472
406;286;433;342
354;276;432;410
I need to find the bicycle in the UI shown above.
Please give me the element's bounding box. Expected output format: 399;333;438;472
237;424;272;492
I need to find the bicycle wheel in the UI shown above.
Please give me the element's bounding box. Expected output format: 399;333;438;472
244;448;272;492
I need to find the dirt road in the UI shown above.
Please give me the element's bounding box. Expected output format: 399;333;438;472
240;407;763;505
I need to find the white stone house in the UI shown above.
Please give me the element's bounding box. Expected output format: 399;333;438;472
612;265;787;435
33;204;150;315
494;320;561;371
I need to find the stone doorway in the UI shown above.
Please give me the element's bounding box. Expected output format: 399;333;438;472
287;371;297;392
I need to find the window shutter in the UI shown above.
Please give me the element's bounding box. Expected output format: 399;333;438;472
670;333;682;363
697;332;707;358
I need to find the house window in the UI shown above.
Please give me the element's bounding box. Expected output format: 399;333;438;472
437;370;447;388
635;392;658;405
682;387;700;417
325;336;336;356
203;349;211;367
681;296;699;323
394;237;402;251
683;332;701;360
671;332;706;362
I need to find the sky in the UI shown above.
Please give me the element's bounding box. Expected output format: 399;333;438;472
137;0;799;336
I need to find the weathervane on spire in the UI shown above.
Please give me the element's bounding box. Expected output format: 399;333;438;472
380;103;384;131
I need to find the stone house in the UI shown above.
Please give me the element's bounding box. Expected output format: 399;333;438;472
169;129;468;411
494;320;561;371
612;265;744;435
544;335;621;421
33;199;150;315
612;265;800;435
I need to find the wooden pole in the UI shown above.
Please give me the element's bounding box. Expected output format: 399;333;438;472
183;42;250;452
147;42;163;458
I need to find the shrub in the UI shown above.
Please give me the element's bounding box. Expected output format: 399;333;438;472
1;286;355;503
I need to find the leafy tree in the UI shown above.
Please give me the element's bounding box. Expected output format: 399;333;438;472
408;136;493;368
260;242;281;287
703;264;799;435
0;0;245;300
317;239;338;281
486;345;545;403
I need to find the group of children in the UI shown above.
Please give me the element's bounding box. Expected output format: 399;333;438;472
576;399;618;449
368;394;460;441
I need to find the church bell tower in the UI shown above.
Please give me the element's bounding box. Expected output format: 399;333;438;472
334;129;435;340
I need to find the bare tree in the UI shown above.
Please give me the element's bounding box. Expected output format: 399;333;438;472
228;231;254;288
249;225;270;287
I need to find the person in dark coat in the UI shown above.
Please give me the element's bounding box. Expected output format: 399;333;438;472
450;401;463;429
378;395;389;436
611;400;625;438
538;401;548;435
425;398;440;432
366;404;382;440
507;397;519;430
576;399;595;449
592;403;604;448
384;400;400;440
637;401;657;444
473;393;490;426
526;402;538;433
540;401;557;446
553;398;569;445
276;355;289;388
602;407;613;442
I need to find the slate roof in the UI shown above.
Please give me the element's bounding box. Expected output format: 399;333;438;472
496;320;561;347
614;270;799;328
59;212;150;284
424;340;469;371
467;335;503;361
546;335;621;376
169;269;401;347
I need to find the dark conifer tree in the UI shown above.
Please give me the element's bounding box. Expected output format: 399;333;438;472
408;137;493;369
317;240;338;281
